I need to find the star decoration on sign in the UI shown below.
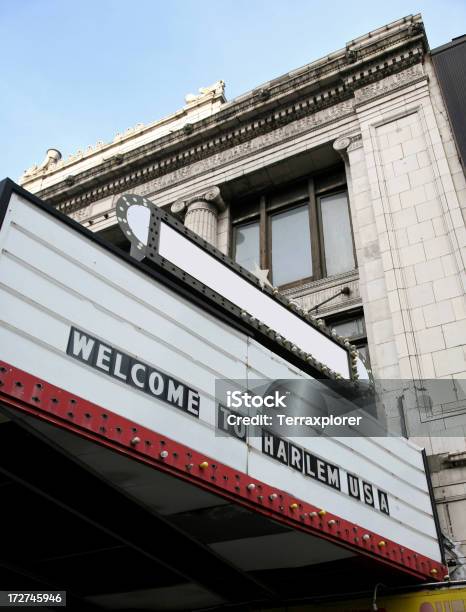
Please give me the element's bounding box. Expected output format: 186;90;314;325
251;263;273;289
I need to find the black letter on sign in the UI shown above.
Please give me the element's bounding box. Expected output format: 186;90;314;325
362;481;374;507
217;405;247;442
67;327;97;364
289;444;303;472
378;489;390;515
347;473;360;500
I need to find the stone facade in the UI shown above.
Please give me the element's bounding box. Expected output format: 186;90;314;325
21;14;466;575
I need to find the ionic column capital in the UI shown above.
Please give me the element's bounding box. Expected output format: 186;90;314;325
171;186;225;246
333;134;363;160
171;186;225;218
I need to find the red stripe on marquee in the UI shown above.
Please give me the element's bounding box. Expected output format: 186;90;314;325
0;360;447;582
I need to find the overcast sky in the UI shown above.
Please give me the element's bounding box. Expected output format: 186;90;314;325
1;0;465;183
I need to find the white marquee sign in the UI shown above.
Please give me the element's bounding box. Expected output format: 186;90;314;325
0;182;444;581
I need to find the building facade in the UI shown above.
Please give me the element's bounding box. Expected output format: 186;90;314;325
20;14;466;576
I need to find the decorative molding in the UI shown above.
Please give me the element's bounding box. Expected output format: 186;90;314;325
281;269;359;298
293;276;361;317
143;99;354;193
302;294;362;318
22;84;226;183
68;209;85;222
282;270;361;316
345;48;359;64
36;24;426;211
254;88;271;101
348;134;363;151
333;136;352;152
333;134;363;156
354;62;426;105
184;80;225;105
57;97;356;215
22;149;62;180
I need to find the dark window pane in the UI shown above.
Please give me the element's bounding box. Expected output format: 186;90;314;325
234;221;260;272
271;205;312;286
268;181;308;211
231;197;260;222
357;344;370;365
327;316;370;365
321;192;355;276
331;317;365;339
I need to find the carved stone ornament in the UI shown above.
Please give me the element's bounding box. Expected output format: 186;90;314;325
345;49;359;64
408;22;424;36
354;63;425;104
333;134;363;156
204;186;223;206
28;18;428;200
255;88;271;101
184;80;225;104
170;186;225;217
333;136;352;152
171;200;186;216
21;148;62;180
146;99;355;204
348;134;363;151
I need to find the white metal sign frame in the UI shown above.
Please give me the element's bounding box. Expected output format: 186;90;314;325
115;193;367;382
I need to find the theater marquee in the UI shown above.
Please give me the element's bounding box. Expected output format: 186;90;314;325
0;180;446;584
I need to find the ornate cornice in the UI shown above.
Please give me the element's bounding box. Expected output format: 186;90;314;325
21;81;226;184
57;96;358;216
35;19;426;213
353;62;425;105
59;61;421;216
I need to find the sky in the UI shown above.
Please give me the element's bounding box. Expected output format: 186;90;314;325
1;0;465;183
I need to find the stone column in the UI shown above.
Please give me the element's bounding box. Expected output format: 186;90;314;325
171;186;225;247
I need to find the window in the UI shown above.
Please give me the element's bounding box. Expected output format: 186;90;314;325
232;171;356;288
325;311;370;365
234;221;260;272
271;204;312;285
320;192;355;276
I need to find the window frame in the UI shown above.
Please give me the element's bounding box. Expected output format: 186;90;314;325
231;173;356;290
316;188;358;279
324;309;370;366
232;217;261;275
266;194;316;289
